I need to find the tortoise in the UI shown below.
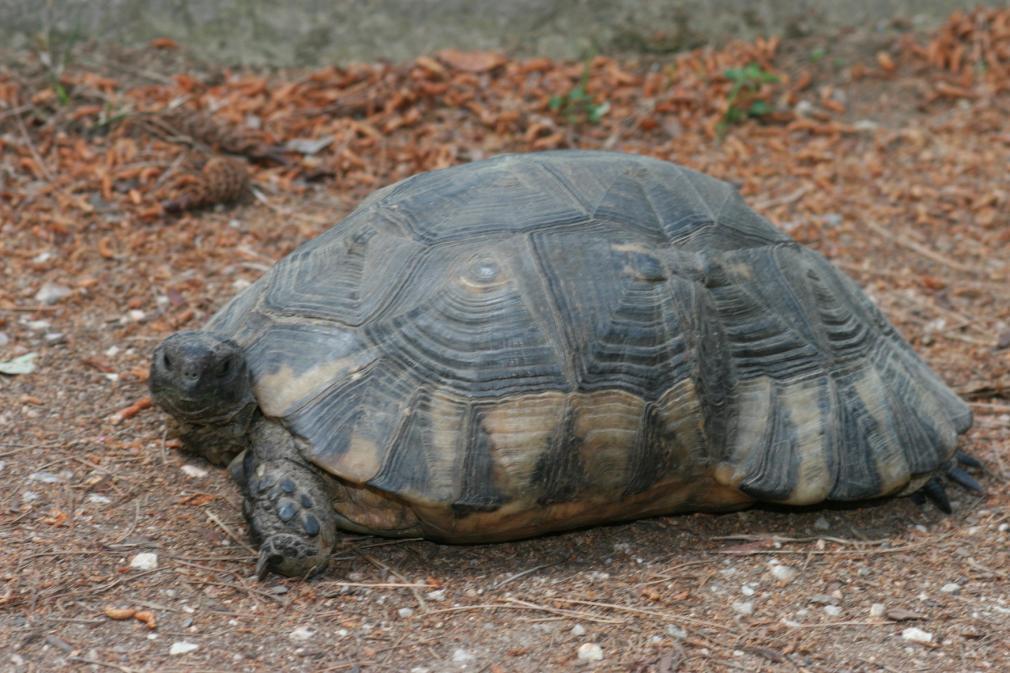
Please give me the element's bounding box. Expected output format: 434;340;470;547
149;150;983;578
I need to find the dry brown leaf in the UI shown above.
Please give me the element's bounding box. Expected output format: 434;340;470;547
436;49;507;73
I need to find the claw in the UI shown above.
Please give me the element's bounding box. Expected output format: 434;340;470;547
918;476;952;514
955;450;984;470
946;465;984;494
255;549;278;581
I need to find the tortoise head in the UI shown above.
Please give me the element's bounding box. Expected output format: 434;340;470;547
150;331;256;464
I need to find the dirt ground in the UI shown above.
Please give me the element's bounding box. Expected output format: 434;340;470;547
2;9;1009;673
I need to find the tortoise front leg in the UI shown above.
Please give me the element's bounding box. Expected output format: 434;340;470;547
234;420;337;579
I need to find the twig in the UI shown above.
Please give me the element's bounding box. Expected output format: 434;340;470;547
491;563;552;590
363;554;427;614
861;220;977;274
15;111;53;181
969;401;1010;414
423;600;625;624
67;657;139;673
106;499;142;546
205;510;257;554
715;533;952;556
551;597;737;632
752;185;811;211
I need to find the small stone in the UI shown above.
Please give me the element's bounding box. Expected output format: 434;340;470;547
43;332;66;344
771;564;797;583
35;282;72;305
452;648;474;664
901;627;933;643
823;605;842;617
128;309;146;322
570;623;586;637
28;471;64;483
940;583;961;594
129;553;158;570
666;624;687;640
887;607;925;621
289;626;314;641
397;607;414;618
169;641;199;655
731;601;753;616
814;516;830;530
999;522;1009;533
869;603;886;618
577;643;604;662
425;589;447;601
809;594;836;605
181;464;208;478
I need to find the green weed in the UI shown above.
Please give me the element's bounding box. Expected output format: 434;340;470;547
717;63;779;136
549;63;610;124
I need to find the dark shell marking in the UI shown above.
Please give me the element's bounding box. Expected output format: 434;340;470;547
206;151;971;540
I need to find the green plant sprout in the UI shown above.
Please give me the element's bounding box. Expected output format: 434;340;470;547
549;63;610;124
717;63;779;136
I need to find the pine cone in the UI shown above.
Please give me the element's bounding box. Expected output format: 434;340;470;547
162;156;250;214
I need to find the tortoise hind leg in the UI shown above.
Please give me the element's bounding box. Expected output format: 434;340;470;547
910;451;986;513
235;419;337;579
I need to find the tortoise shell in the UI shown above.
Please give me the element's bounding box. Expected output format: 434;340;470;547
207;151;971;539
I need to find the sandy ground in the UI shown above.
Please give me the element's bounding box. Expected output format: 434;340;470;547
2;11;1009;673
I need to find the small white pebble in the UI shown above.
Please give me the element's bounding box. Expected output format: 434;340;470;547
86;493;111;504
451;648;474;664
577;643;604;662
741;584;756;596
940;583;961;594
34;283;72;305
771;564;797;583
814;516;830;530
425;589;446;601
289;626;314;641
914;524;928;533
129;309;146;322
181;464;208;478
104;345;120;357
998;523;1009;533
169;641;199;655
129;552;158;571
397;607;414;618
731;601;753;616
570;623;586;637
666;624;687;640
870;603;886;618
902;627;933;643
824;605;842;617
28;471;64;483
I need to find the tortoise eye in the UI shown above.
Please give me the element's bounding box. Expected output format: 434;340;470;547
162;352;173;371
218;357;231;376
